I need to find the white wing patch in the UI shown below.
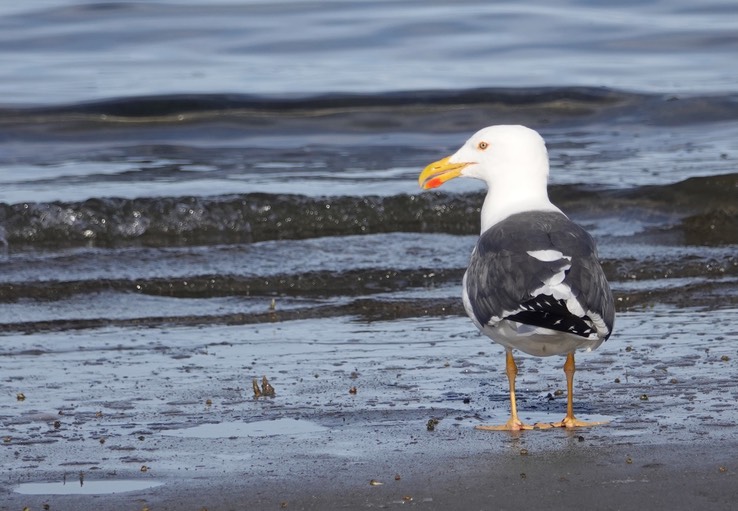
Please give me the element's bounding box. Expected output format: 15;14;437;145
526;249;572;262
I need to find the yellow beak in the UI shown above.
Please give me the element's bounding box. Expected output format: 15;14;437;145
418;156;471;190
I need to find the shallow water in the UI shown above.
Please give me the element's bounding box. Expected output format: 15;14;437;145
14;479;163;496
2;310;737;500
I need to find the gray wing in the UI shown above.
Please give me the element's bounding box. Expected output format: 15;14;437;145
465;211;614;339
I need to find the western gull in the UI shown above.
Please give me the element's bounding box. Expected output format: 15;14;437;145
418;125;615;431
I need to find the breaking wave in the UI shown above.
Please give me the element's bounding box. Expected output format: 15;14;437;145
1;173;735;248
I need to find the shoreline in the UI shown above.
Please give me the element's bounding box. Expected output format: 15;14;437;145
2;310;737;510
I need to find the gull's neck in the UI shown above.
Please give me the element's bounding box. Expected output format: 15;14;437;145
479;170;562;233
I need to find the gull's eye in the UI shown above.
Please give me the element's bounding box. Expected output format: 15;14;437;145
477;141;489;150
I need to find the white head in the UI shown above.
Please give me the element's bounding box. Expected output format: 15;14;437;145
418;125;549;189
418;125;560;230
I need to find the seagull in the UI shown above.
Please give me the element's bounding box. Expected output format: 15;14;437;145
418;125;615;431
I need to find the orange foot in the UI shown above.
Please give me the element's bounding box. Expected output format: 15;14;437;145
551;416;608;428
475;417;533;432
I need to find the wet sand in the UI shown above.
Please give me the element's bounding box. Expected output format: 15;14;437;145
6;442;735;510
2;308;737;510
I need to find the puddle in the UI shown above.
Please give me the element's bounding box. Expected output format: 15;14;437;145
162;418;328;438
14;479;163;495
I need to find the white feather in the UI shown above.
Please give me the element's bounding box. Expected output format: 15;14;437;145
527;249;570;262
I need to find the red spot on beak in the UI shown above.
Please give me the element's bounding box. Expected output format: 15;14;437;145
426;177;443;189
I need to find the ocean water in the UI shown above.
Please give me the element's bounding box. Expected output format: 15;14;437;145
0;0;736;323
0;1;736;329
0;1;737;474
1;0;737;104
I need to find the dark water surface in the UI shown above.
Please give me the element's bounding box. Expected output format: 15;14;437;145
1;1;737;506
1;88;736;332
